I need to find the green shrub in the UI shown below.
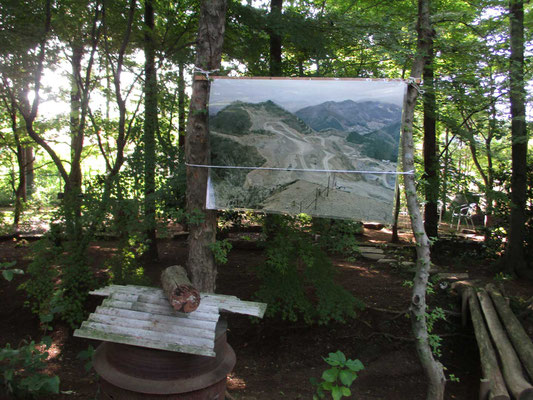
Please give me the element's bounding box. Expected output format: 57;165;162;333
256;214;362;324
0;338;60;398
311;350;364;400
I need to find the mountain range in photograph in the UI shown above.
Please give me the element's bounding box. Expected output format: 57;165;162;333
207;97;403;223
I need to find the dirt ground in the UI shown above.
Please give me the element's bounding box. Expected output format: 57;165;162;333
1;226;532;400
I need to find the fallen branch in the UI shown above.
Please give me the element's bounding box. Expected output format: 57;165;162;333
486;284;533;382
161;265;201;313
477;289;533;399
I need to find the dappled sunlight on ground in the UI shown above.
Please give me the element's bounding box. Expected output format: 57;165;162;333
336;262;382;277
227;373;247;390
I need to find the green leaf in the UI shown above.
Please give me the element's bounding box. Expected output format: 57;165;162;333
339;370;356;387
346;359;364;372
331;385;342;400
341;387;351;396
2;269;14;281
335;351;346;364
322;367;339;383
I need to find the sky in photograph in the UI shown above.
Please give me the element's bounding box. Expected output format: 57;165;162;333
209;78;407;115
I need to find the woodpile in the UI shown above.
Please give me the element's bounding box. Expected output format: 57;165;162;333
460;283;533;400
161;265;201;313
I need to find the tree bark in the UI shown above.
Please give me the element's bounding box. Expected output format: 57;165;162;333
422;20;439;239
477;289;533;399
269;0;283;76
505;0;530;279
178;62;186;148
465;287;510;400
143;0;158;260
161;265;201;313
185;0;227;292
440;128;449;219
391;186;401;243
401;0;446;398
24;146;34;197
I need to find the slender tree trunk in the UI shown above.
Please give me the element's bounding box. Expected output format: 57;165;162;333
143;0;158;260
9;104;25;231
440;128;449;219
269;0;283;76
505;0;530;279
422;26;439;239
178;62;186;148
185;0;227;292
391;186;401;243
66;43;86;240
264;0;284;240
402;0;446;398
24;146;34;197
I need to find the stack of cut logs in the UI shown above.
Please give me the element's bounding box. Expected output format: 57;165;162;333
460;283;533;400
161;265;201;313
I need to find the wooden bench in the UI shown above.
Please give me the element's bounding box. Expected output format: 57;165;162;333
461;284;533;400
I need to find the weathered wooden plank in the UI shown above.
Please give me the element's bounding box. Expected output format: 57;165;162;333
86;313;215;340
79;321;214;350
202;294;267;318
93;306;217;331
91;284;159;297
73;328;215;357
90;285;266;318
102;298;220;322
105;290;219;313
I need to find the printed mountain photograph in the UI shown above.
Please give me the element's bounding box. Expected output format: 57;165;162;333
206;78;407;223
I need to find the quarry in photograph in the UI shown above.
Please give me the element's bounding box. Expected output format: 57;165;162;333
207;79;406;223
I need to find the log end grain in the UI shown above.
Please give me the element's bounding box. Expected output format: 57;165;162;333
171;284;201;313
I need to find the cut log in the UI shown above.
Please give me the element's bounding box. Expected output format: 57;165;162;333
477;289;533;400
486;284;533;382
161;265;201;313
465;287;509;400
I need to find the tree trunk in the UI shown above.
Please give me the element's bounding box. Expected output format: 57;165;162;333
264;0;284;240
440;128;449;219
422;26;439;239
402;0;446;398
185;0;227;293
24;146;34;197
178;62;186;148
505;0;530;279
391;186;401;243
269;0;283;76
143;0;158;260
10;103;25;231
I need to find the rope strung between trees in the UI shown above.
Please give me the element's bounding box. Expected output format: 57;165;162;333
185;163;414;175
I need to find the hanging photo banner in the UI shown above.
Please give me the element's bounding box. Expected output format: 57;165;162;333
203;77;407;223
